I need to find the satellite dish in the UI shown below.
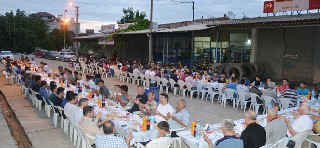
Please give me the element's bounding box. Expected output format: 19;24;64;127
227;11;236;19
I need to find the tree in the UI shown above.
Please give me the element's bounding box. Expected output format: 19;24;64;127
117;7;150;32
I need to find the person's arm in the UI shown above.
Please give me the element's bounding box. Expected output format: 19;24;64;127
171;115;187;127
284;116;298;136
203;134;213;148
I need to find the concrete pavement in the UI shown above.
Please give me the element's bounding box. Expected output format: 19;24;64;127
0;107;17;148
0;63;74;148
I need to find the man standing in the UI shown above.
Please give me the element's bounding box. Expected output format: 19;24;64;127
240;110;266;148
167;99;190;129
265;108;287;145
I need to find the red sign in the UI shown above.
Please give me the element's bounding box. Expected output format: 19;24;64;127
309;0;320;9
264;1;274;13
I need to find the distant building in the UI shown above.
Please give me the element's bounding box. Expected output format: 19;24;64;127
33;12;80;34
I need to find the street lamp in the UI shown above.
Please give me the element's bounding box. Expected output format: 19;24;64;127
171;0;195;21
69;2;79;57
149;0;154;62
63;10;68;50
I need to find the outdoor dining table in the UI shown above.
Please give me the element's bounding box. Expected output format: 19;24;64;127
40;73;159;145
177;105;319;148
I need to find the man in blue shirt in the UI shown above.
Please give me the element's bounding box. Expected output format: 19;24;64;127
204;119;242;148
225;78;238;90
39;80;51;103
296;81;309;95
30;75;42;92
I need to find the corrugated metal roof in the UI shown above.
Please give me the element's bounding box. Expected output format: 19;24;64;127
211;13;320;26
118;24;211;35
74;33;107;39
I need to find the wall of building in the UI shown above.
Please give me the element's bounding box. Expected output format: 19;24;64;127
257;26;320;83
118;34;149;63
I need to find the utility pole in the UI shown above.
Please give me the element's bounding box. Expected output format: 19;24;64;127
192;1;194;21
64;10;67;50
148;0;153;62
13;22;16;48
75;6;79;58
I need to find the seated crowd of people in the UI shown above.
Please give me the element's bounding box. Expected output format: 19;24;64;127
2;56;320;148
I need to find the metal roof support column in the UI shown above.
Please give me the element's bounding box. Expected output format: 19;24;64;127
250;28;258;63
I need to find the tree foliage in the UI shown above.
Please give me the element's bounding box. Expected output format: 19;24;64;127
117;7;150;32
0;9;73;53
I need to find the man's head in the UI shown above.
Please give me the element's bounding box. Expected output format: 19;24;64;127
98;79;105;88
137;85;144;95
35;75;42;83
299;103;310;115
157;121;170;135
231;74;235;78
67;92;78;104
86;75;91;81
120;85;128;94
268;82;276;89
83;106;94;118
221;119;235;135
282;79;288;86
77;73;82;80
267;108;278;122
254;81;260;87
103;120;115;135
40;80;47;88
240;79;246;85
78;98;89;108
231;77;237;83
256;76;261;81
56;87;65;97
267;78;272;83
50;84;57;93
58;66;63;73
244;110;256;125
300;81;307;89
176;99;186;111
203;71;208;75
288;83;295;89
159;93;169;104
74;71;78;77
148;92;156;102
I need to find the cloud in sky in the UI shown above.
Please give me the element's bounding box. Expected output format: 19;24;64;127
0;0;269;33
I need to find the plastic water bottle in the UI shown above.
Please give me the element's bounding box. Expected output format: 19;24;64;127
274;87;276;92
149;113;155;130
311;89;315;100
196;120;201;139
297;97;301;109
75;87;78;94
268;102;273;109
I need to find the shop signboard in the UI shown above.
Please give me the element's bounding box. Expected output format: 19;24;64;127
118;23;134;30
309;0;320;9
264;1;275;13
101;24;115;33
274;0;309;12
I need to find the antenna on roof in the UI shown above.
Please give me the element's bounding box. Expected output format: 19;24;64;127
243;12;248;19
227;11;236;20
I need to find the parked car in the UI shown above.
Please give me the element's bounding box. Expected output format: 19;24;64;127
0;51;14;59
35;49;48;58
60;52;76;62
46;51;61;60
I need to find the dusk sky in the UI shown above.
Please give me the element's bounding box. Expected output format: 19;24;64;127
1;0;268;32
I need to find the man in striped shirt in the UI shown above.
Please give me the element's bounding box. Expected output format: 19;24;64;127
283;83;298;107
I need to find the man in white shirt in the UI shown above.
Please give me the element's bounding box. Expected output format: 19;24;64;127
149;68;156;76
283;103;313;137
85;75;96;90
133;66;140;75
64;93;78;121
184;72;196;87
72;98;89;125
145;67;151;75
43;63;50;74
154;93;174;123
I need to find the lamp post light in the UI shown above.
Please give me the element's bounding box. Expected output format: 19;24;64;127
63;10;68;50
149;0;154;62
69;3;79;57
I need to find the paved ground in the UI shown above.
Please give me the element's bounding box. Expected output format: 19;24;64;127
0;107;17;148
19;54;245;125
0;60;74;148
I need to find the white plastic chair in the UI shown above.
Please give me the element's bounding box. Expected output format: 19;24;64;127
278;97;290;111
155;76;162;91
262;95;276;114
272;137;289;148
77;126;94;148
306;133;320;148
249;93;263;114
223;88;236;109
137;137;172;148
40;96;51;117
144;74;150;87
161;78;169;94
3;71;15;85
236;90;250;112
48;100;60;128
169;78;179;95
289;130;310;148
177;80;186;96
185;82;193;97
196;82;208;100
